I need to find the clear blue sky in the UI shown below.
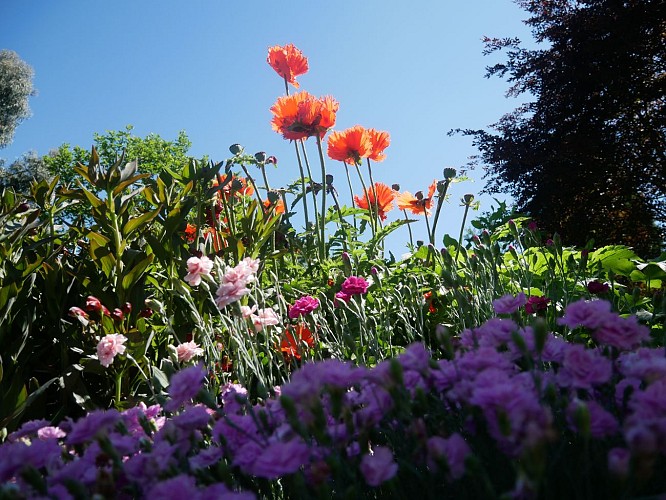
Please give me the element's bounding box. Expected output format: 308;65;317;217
1;1;535;254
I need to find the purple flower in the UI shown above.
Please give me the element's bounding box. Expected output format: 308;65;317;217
166;364;206;411
608;448;631;477
462;318;519;349
557;344;612;389
340;275;369;295
247;439;311;479
617;348;666;382
557;299;614;330
426;433;471;479
492;292;527;314
288;295;320;319
66;410;120;445
146;475;200;499
566;399;618;438
397;343;431;372
37;426;66;440
8;419;50;442
360;446;398;487
593;315;650;351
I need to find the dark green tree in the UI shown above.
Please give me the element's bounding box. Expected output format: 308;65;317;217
457;0;665;257
0;152;51;194
0;50;36;148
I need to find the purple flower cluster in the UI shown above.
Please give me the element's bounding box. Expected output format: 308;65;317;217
1;298;662;498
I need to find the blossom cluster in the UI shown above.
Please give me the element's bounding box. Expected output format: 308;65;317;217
3;298;664;498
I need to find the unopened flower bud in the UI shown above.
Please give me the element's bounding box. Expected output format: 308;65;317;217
437;180;447;194
229;144;244;155
254;151;267;162
266;155;278;165
121;302;132;314
443;167;457;180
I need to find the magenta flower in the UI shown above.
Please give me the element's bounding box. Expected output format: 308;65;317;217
492;292;527;314
341;275;369;295
288;295;320;319
68;306;88;318
525;295;550;314
360;446;398;487
587;280;610;294
334;291;351;306
176;341;204;363
96;333;127;368
184;255;213;286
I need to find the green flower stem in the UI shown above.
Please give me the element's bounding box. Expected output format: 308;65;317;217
315;135;329;261
403;209;414;247
258;163;271;193
240;164;267;219
354;163;375;238
300;140;321;247
343;165;357;229
329;187;349;253
456;203;472;262
293;141;310;231
430;180;451;246
366;158;381;229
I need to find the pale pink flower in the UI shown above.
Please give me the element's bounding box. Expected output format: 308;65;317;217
184;255;213;286
215;258;261;309
250;308;280;332
240;305;257;319
97;334;127;368
176;341;204;362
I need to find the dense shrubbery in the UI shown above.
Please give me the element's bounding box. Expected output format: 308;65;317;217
1;43;664;498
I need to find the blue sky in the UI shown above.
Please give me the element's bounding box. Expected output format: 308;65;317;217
1;1;535;253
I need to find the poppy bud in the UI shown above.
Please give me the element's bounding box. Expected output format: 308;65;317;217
254;151;267;162
443;167;457;180
17;202;30;213
229;144;244;155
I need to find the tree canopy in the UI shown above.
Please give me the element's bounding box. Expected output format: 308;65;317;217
458;0;665;257
0;50;35;149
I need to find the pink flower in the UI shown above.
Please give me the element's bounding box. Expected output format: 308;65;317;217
184;255;213;286
557;299;614;330
215;258;260;309
85;295;103;312
340;275;369;295
557;344;612;389
334;291;351;306
492;292;527;314
246;439;311;479
176;341;204;362
97;334;128;368
68;306;88;318
593;315;650;351
359;446;398;487
240;305;257;319
250;308;280;332
288;295;320;319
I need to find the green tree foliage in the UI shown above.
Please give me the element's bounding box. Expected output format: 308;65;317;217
0;152;51;194
457;0;665;257
0;50;36;148
44;125;193;186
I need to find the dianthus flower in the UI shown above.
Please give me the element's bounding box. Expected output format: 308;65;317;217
492;292;527;314
270;91;339;141
215;257;260;309
341;275;369;295
97;334;127;368
250;307;280;332
176;341;204;362
557;344;612;389
557;299;614;330
354;182;396;221
593;314;650;351
183;255;213;286
165;364;206;411
288;295;320;319
267;43;308;88
360;446;398;487
426;433;471;479
525;295;550;314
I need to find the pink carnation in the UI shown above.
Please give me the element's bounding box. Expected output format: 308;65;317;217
557;344;612;389
288;295;320;319
593;315;649;351
341;275;369;295
492;292;527;314
176;341;204;362
184;255;213;286
215;258;260;308
97;334;127;368
251;308;280;332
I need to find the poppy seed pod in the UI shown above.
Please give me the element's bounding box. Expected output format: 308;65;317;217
443;167;457;180
462;194;475;205
254;151;267;162
229;144;244;155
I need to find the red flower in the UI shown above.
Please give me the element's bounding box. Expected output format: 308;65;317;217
280;324;314;360
353;182;396;221
327;126;372;165
270;91;339;141
525;295;550;314
396;180;437;215
267;44;309;88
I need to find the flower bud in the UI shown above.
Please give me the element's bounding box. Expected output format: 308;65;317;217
121;302;132;314
229;144;244;155
443;167;457;180
254;151;267;162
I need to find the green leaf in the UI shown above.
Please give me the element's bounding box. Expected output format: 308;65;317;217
122;208;160;239
121;254;154;292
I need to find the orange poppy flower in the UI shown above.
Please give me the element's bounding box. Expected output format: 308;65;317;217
270;91;339;141
263;197;286;215
213;174;255;199
183;223;197;243
353;182;396;221
280;323;314;360
396;180;438;215
326;125;373;165
367;129;390;162
267;44;308;88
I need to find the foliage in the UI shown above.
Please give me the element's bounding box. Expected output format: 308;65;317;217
455;0;666;257
0;50;35;148
0;152;51;194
